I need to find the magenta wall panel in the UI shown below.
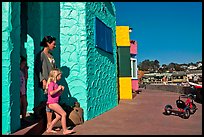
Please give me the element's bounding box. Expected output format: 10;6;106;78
130;40;137;55
131;79;138;91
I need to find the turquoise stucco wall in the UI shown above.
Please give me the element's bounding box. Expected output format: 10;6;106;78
85;2;118;120
60;2;118;121
2;2;21;134
2;2;12;134
60;2;88;120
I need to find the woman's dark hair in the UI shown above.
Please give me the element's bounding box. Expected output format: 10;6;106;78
40;36;56;47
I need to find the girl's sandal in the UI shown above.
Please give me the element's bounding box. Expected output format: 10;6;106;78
46;129;57;133
63;129;74;135
54;127;61;131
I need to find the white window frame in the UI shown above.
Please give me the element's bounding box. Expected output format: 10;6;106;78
130;58;138;79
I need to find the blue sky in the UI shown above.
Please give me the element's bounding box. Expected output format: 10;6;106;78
114;2;202;65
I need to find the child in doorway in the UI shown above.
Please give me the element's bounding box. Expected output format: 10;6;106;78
20;56;28;122
45;68;74;135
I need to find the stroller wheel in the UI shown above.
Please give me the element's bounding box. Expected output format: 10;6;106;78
190;104;197;114
183;108;190;119
164;105;172;115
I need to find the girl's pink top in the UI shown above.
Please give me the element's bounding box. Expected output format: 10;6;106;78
47;81;61;104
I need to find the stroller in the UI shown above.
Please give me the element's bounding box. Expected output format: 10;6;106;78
164;94;197;119
189;83;202;103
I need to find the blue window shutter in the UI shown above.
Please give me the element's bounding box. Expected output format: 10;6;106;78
95;17;113;54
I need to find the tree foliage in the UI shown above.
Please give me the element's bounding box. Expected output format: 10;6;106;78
138;59;202;72
138;59;160;71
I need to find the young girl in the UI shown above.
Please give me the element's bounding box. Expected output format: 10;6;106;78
45;68;74;134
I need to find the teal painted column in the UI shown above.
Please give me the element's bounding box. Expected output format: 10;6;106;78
2;2;12;134
25;35;34;113
2;2;21;134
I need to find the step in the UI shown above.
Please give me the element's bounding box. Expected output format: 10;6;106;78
12;114;46;135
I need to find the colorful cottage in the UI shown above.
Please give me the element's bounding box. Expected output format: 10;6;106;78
130;40;139;91
116;26;132;99
2;2;118;134
116;26;138;99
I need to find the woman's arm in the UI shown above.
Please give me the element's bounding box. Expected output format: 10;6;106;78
40;53;48;82
40;53;49;89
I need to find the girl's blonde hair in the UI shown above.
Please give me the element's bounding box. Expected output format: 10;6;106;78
45;68;62;93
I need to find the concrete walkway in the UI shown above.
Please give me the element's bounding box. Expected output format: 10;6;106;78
43;89;202;135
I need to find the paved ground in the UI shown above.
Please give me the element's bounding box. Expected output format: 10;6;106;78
43;89;202;135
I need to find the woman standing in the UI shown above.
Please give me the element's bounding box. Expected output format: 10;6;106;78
38;36;57;131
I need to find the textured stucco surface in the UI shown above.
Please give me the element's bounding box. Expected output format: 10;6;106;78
60;2;88;120
85;2;118;120
2;2;12;134
2;2;21;134
60;2;118;121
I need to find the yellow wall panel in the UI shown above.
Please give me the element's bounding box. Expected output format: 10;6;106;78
116;26;130;47
119;77;132;99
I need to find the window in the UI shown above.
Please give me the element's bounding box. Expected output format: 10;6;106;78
95;17;113;54
131;58;138;79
